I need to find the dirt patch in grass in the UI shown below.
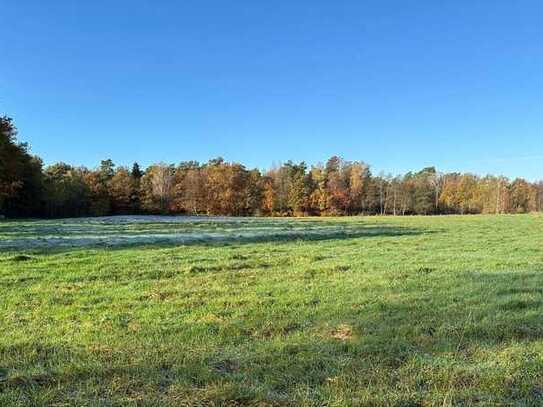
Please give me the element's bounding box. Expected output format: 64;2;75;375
332;265;351;273
330;324;354;341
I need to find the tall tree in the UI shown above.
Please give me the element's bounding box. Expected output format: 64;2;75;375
3;117;543;219
43;164;90;218
0;116;44;217
109;167;133;214
129;162;143;213
324;156;349;215
139;163;175;213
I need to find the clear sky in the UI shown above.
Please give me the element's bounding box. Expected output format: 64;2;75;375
1;1;542;179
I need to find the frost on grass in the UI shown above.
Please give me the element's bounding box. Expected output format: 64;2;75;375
0;215;371;250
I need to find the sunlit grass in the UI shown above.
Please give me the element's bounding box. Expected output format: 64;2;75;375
1;214;543;405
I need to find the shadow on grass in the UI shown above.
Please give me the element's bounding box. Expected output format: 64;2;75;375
2;270;543;404
305;269;543;404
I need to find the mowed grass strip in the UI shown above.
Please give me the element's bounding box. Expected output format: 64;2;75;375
1;214;543;405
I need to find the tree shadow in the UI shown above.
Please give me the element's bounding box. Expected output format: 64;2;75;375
3;269;543;404
293;269;543;404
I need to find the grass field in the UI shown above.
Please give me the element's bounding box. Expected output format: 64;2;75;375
2;214;543;406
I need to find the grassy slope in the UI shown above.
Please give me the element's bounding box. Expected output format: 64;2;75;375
1;215;543;406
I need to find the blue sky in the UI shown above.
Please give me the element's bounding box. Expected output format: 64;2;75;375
1;1;542;179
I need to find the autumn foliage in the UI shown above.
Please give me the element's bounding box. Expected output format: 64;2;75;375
2;116;543;218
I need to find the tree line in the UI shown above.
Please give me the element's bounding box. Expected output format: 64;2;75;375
2;116;543;218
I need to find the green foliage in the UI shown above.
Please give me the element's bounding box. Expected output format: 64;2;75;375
43;163;90;217
0;116;43;217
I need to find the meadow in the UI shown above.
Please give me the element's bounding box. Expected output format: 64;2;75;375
1;214;543;406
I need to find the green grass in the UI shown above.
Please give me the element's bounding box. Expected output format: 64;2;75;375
2;214;543;405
